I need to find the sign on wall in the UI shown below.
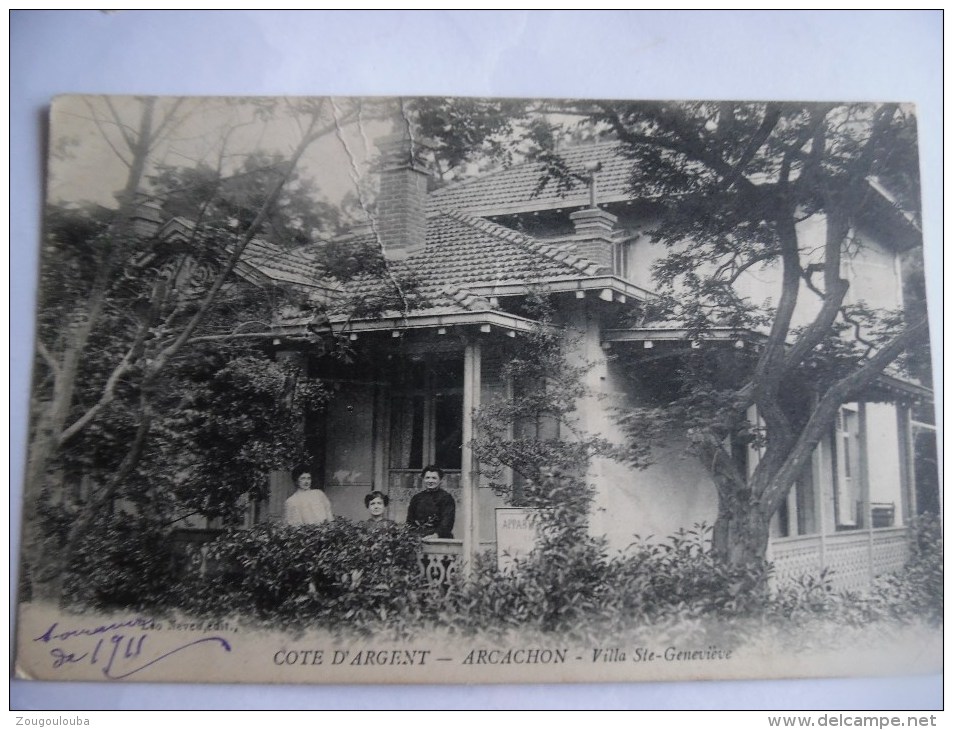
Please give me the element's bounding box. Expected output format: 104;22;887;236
495;507;542;571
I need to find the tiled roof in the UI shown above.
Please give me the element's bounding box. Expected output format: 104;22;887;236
243;142;639;321
323;210;605;319
243;239;325;288
428;141;636;216
412;210;602;291
158;216;326;289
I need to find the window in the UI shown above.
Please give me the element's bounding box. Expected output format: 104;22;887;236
388;358;463;473
433;392;463;469
912;422;939;516
389;395;425;470
833;406;860;528
613;239;629;278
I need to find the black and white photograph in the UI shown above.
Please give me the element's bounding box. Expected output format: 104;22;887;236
14;92;941;687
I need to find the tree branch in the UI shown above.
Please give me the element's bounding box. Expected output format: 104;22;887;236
714;247;783;287
84;98;131;169
723;103;782;190
760;314;929;512
598;103;742;185
35;340;61;379
103;96;139;153
780;207;850;373
142;109;334;383
59;314;152;444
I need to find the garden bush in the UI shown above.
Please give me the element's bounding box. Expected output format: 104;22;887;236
182;518;432;632
61;512;180;611
438;521;773;642
47;502;941;643
866;513;943;625
607;524;772;622
440;533;616;639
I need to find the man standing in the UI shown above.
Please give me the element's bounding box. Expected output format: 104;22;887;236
406;465;455;538
284;466;333;525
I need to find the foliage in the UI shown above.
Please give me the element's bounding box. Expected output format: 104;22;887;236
144;349;330;523
59;512;181;610
24;96;368;600
463;296;619;637
181;519;431;633
438;540;613;640
473;295;612;510
436;518;937;644
866;513;943;625
609;524;772;619
39;210;332;524
149;152;344;247
47;505;939;644
408;97;527;181
440;520;770;642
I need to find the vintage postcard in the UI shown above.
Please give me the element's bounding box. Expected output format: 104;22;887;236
14;95;940;685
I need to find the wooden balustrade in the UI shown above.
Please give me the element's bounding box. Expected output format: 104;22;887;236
769;526;908;592
419;538;463;587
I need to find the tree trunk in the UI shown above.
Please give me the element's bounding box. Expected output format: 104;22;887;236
20;99;160;601
711;497;771;572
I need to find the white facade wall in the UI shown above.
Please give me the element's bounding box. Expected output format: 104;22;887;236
558;299;719;553
616;212;909;545
625;214;903;335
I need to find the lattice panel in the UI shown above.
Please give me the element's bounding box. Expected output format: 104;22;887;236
770;529;909;593
871;529;908;576
823;537;870;592
771;538;823;586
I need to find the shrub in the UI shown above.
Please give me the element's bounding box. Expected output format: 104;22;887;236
440;521;772;642
183;518;431;632
441;533;615;640
867;513;943;625
437;469;620;639
608;524;773;621
62;513;180;610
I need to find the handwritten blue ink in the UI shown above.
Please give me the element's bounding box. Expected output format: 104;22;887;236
50;648;89;669
34;617;156;643
104;636;231;680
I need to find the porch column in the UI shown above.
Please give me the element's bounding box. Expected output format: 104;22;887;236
461;339;482;578
896;404;915;521
858;402;874;582
812;441;827;572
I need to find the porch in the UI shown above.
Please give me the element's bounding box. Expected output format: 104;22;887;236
768;526;908;592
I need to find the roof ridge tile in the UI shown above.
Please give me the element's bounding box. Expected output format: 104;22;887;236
441;283;492;311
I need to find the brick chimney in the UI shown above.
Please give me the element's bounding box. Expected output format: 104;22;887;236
569;207;618;273
376;132;429;261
